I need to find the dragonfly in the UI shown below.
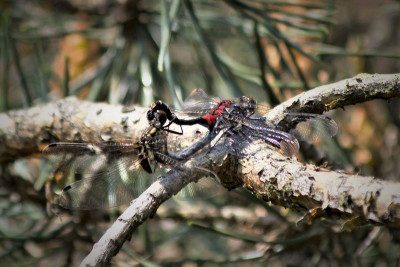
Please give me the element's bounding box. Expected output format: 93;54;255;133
43;109;218;210
148;88;338;157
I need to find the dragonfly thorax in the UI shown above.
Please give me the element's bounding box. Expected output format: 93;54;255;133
210;100;233;117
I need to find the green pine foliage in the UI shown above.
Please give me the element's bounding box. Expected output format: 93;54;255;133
0;0;399;265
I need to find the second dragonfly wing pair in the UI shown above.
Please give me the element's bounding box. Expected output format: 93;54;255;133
43;119;173;210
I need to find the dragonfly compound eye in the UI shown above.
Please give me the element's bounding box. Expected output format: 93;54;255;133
148;110;167;128
157;111;168;126
147;109;155;121
249;97;256;105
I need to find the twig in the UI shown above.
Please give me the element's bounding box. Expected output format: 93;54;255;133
156;203;282;228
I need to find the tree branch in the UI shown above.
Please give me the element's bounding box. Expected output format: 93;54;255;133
235;141;400;227
1;73;398;162
266;73;400;124
0;73;399;266
0;97;207;163
81;151;215;266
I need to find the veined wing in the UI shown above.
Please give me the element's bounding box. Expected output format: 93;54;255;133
154;152;222;200
43;141;142;180
284;113;338;143
239;121;300;156
43;140;141;155
43;142;151;210
205;116;300;157
57;158;156;210
182;88;219;115
174;175;223;200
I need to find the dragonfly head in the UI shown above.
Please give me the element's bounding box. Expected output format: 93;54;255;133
147;101;162;121
239;96;257;117
148;101;174;122
147;110;168;129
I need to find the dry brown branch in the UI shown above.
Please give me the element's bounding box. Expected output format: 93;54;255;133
0;73;399;266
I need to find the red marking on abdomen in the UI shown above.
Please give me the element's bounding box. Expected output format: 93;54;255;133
202;115;216;126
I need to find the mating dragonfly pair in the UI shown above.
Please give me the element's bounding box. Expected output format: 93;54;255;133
44;89;338;210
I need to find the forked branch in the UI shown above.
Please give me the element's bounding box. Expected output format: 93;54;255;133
0;73;399;266
81;73;400;266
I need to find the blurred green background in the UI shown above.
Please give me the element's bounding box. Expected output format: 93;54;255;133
0;0;399;266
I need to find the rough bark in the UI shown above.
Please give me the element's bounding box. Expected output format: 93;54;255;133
266;73;400;124
236;140;400;227
81;137;400;266
0;73;399;266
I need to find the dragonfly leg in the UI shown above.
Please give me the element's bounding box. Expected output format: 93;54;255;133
163;126;184;135
159;115;183;135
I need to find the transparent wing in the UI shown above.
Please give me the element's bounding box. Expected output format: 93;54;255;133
43;141;141;177
58;158;138;210
43;140;141;156
43;142;151;210
57;157;155;210
175;176;222;200
182;88;219;115
285;113;338;143
198;116;300;157
154;152;222;200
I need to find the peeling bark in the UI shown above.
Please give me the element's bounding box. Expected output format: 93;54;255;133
236;140;400;227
